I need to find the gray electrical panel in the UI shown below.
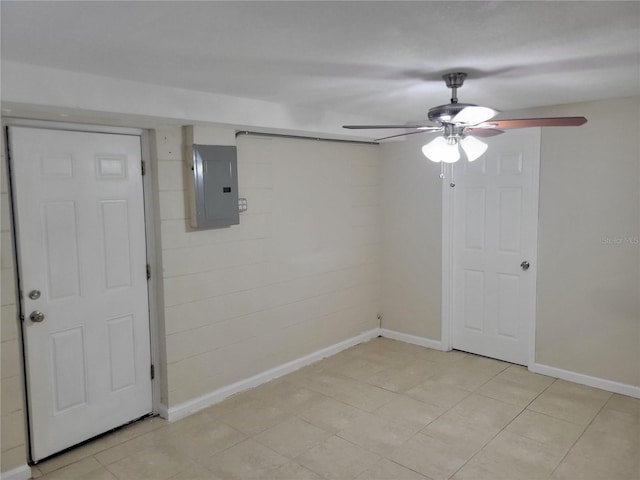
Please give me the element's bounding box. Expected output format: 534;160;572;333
191;144;239;228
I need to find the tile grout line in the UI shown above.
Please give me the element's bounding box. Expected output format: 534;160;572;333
545;390;614;479
443;361;524;479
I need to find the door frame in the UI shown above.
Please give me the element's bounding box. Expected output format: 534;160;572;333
4;119;162;457
440;129;541;368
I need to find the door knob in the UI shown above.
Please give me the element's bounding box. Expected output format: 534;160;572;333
30;311;45;323
520;261;530;271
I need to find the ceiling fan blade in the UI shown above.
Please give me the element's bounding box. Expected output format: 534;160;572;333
464;128;504;137
375;129;441;142
343;124;432;130
480;117;587;129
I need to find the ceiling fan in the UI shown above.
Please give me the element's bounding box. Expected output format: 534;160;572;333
343;72;587;163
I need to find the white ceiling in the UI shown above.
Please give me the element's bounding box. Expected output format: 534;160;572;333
1;1;639;123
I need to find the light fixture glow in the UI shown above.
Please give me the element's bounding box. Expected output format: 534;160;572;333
452;106;498;125
460;136;488;162
422;136;460;163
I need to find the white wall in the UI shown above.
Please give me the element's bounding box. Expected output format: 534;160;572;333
533;97;639;386
155;128;382;407
380;136;442;340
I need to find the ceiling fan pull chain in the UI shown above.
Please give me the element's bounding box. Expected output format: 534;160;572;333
440;162;445;180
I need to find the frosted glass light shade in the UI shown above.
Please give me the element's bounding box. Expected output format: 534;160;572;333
460;136;488;162
422;137;460;163
452;106;498;125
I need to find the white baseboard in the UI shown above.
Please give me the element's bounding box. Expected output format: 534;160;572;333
530;363;640;399
162;327;640;424
164;328;380;421
0;464;31;480
378;328;446;351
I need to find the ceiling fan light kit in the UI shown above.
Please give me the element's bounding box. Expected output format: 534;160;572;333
343;71;587;165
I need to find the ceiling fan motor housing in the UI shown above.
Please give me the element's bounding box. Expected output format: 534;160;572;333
428;102;476;123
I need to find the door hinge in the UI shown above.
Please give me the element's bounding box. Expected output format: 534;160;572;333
141;160;146;176
150;364;155;380
146;264;151;280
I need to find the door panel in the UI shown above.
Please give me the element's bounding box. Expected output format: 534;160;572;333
9;126;152;461
452;130;540;365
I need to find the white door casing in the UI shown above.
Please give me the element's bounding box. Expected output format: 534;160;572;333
9;126;152;461
449;129;540;365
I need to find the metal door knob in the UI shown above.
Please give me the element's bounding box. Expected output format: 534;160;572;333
520;261;530;271
30;311;45;323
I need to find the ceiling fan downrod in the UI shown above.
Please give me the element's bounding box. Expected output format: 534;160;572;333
443;72;467;104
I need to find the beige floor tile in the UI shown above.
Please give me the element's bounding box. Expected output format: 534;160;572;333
202;438;289;479
40;458;103;480
355;458;430;479
294;371;356;398
95;428;169;466
405;380;471;409
299;395;370;433
390;432;477;480
588;407;640;443
568;426;640;478
37;416;166;474
296;435;380;480
505;410;585;450
30;467;43;479
254;417;332;458
269;461;324;479
167;464;222;480
162;419;247;460
365;361;443;393
450;462;501;480
477;376;549;407
324;354;390;382
421;411;502;452
30;345;638;480
348;341;413;369
324;378;400;412
74;467;118;480
528;380;611;426
248;380;324;413
449;393;523;430
214;397;290;435
427;367;497;392
495;365;555;390
550;453;624;480
456;430;564;480
604;393;640;417
375;394;446;429
104;444;193;480
337;413;418;456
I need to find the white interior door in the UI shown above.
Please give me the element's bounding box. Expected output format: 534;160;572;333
451;129;540;365
9;126;152;461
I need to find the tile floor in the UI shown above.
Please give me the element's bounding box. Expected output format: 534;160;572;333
30;338;640;480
